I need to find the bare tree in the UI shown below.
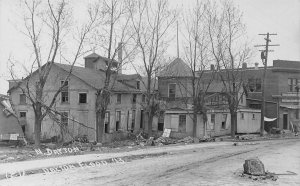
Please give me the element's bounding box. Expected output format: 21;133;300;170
94;0;136;142
128;0;176;137
178;0;216;138
207;1;251;138
9;0;99;146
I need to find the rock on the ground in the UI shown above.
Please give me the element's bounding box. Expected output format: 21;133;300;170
243;158;265;176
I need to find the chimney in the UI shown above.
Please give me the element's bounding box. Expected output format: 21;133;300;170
254;62;259;70
242;62;247;69
118;42;123;74
8;79;21;90
210;64;215;71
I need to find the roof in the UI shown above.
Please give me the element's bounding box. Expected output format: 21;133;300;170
84;52;119;65
54;63;139;92
158;58;192;77
84;52;100;58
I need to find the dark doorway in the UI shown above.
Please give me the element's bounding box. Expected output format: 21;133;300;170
140;110;144;129
283;114;288;129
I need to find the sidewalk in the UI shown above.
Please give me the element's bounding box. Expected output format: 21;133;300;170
0;142;232;175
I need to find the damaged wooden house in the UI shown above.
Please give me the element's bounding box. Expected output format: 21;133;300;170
7;53;148;143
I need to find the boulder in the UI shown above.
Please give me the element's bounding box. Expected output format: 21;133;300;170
243;159;265;176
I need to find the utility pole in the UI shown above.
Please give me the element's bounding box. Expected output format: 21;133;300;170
177;21;179;58
255;33;279;136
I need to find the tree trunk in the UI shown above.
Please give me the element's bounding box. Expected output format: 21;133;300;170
96;110;105;142
230;111;237;138
147;113;153;137
193;112;197;137
202;113;207;137
34;105;42;147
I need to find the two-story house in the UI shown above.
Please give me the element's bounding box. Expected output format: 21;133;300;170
157;58;261;138
8;53;146;143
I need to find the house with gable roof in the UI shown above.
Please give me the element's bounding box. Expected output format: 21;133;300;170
157;58;261;138
8;53;148;142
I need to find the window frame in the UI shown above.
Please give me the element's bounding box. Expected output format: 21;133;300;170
20;111;26;118
241;113;244;120
288;78;298;92
60;80;69;103
210;114;215;130
132;94;137;104
115;110;121;131
168;83;176;98
105;111;110;133
78;92;87;104
19;94;26;105
116;94;122;104
221;114;227;129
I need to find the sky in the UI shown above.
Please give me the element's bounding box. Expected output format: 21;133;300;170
0;0;300;95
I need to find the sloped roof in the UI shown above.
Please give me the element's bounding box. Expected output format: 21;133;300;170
84;52;100;58
54;63;139;93
84;52;119;65
117;74;140;81
206;82;226;93
158;58;192;77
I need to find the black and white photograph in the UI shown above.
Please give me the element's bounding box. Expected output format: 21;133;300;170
0;0;299;185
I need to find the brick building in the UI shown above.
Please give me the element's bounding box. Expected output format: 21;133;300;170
244;60;300;131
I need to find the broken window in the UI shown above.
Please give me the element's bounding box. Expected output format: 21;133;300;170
79;93;87;103
20;112;26;118
178;115;186;133
168;83;176;98
136;81;140;89
252;113;256;120
61;81;69;103
248;78;262;92
116;111;121;131
222;114;227;129
19;94;26;105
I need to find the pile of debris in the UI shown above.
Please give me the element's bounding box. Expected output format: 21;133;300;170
239;158;278;181
177;136;194;143
155;137;177;145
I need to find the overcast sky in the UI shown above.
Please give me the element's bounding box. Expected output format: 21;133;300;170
0;0;300;95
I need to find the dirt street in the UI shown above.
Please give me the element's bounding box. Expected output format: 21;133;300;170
1;139;299;186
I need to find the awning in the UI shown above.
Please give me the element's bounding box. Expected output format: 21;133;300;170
264;117;277;122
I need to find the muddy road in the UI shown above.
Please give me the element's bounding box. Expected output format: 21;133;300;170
1;139;299;186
